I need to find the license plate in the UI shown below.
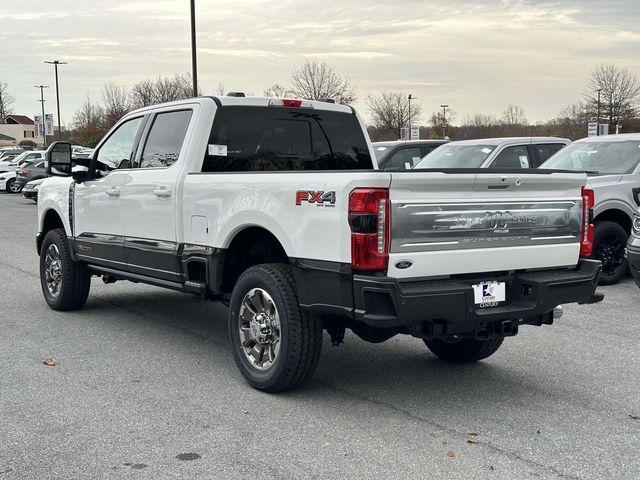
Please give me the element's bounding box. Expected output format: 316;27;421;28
472;281;506;307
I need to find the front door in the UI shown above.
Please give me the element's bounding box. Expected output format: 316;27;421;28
121;108;194;282
74;116;144;266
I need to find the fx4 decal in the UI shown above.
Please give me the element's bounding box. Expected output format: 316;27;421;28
295;190;336;207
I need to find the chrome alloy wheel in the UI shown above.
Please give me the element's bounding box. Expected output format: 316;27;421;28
238;288;281;371
44;244;63;297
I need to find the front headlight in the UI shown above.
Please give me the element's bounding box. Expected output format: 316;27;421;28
633;214;640;235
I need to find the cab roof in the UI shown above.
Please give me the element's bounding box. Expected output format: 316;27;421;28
444;136;570;146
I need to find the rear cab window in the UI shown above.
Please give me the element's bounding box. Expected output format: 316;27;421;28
202;106;373;172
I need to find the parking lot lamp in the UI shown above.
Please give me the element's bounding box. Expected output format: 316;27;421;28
440;104;449;139
190;0;198;97
408;94;415;140
45;60;67;141
596;88;602;136
34;85;50;148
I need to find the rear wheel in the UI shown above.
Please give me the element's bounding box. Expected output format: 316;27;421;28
6;178;21;194
592;221;628;285
228;263;322;392
424;336;504;363
39;229;91;311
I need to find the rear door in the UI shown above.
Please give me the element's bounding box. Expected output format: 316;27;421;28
121;106;195;282
388;171;586;278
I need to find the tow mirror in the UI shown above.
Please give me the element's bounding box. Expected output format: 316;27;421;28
46;141;72;176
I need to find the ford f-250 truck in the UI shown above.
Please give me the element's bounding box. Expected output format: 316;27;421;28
37;96;603;392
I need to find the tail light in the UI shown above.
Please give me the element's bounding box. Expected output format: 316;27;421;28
17;169;31;175
349;188;389;271
580;187;595;257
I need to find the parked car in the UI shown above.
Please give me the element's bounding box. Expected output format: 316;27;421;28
414;137;570;170
0;171;19;193
541;133;640;284
22;177;46;202
373;140;449;170
36;96;601;393
14;159;48;192
627;209;640;288
0;148;23;161
0;150;45;173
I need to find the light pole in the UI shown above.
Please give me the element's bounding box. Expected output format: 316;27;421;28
440;104;449;139
596;88;602;136
408;94;415;140
35;85;50;148
190;0;198;97
45;60;67;141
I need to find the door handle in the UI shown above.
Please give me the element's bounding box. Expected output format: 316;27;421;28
105;186;120;197
153;187;172;198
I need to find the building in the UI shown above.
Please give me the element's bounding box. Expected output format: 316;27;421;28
0;115;40;146
0;133;16;147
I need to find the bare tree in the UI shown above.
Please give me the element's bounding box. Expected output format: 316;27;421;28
102;82;130;130
366;91;422;138
430;108;456;138
583;65;640;126
289;60;356;104
216;81;225;96
0;80;15;121
502;104;527;125
263;83;290;97
130;73;196;108
73;96;104;130
130;79;156;108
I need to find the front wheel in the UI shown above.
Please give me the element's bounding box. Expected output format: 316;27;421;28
424;336;504;363
592;221;628;285
6;178;21;194
228;264;322;393
39;229;91;311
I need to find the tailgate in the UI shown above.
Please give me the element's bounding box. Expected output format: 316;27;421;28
388;171;587;278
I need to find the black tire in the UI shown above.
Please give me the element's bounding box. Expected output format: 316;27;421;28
592;221;628;285
6;178;20;194
39;228;91;311
424;336;504;363
228;263;322;393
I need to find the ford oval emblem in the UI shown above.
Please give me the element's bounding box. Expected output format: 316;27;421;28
395;260;413;270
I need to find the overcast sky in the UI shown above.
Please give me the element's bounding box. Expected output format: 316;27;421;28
2;0;639;126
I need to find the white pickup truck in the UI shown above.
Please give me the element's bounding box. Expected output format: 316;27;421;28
37;96;602;392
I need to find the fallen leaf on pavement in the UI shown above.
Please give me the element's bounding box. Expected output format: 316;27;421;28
489;465;495;471
447;450;455;457
467;439;478;444
630;415;640;420
42;358;57;366
468;432;479;436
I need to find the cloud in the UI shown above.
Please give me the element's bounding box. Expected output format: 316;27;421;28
1;0;638;126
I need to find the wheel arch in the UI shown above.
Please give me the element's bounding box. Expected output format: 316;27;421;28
594;208;632;234
37;208;67;254
220;226;290;293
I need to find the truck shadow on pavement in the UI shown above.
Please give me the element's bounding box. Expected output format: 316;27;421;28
81;285;564;410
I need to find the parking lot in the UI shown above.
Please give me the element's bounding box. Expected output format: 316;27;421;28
0;192;638;480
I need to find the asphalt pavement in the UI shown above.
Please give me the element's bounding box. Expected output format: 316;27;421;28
0;192;638;480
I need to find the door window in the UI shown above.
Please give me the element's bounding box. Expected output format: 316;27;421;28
534;143;565;166
491;146;532;169
139;110;192;169
96;117;143;171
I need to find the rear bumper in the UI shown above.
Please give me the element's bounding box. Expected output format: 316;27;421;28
352;260;602;337
626;238;640;285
